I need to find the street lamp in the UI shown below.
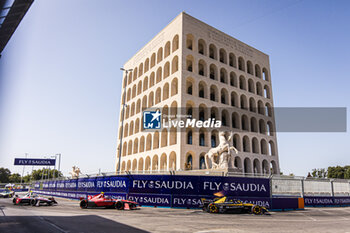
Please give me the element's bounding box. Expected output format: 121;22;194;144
117;68;132;174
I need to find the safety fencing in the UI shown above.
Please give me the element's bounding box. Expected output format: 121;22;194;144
30;172;350;209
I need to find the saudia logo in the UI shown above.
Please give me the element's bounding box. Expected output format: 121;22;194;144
78;181;95;188
96;180;127;188
133;180;194;190
173;198;202;206
130;196;170;204
203;182;267;192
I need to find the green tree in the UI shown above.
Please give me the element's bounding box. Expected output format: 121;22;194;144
9;173;21;183
0;167;11;183
30;168;63;180
328;166;345;179
311;168;327;178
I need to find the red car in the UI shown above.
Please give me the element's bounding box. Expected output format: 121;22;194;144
13;192;57;206
79;193;138;210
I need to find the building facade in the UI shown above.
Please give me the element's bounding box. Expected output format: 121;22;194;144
116;12;280;175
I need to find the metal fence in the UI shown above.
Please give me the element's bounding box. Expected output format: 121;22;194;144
5;171;349;197
271;176;350;197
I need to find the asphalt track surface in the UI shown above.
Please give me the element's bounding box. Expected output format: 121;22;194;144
1;196;350;233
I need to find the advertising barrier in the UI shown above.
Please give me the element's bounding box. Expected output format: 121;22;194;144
304;196;350;206
32;174;304;210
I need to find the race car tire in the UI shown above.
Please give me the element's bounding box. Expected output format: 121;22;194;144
12;198;16;205
31;199;38;206
252;205;262;215
115;201;124;210
208;204;219;213
80;200;88;209
129;203;136;210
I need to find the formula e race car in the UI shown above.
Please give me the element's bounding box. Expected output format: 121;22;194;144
201;196;269;215
0;189;15;198
80;193;139;210
13;192;57;206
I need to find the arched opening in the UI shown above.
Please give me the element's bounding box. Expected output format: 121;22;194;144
210;85;218;102
209;64;217;80
170;127;177;145
251;117;258;132
229;53;236;68
163;83;169;101
199;153;206;169
185;152;193;170
149;72;155;88
240;95;248;110
160;153;167;171
146;133;152;151
252;137;259;153
221;110;229;127
157;47;163;64
221;88;228;104
198;39;206;55
198;81;207;98
239;75;246;90
209;44;217;60
156;67;162;83
164;62;170;79
132;159;137;171
241;114;249;131
186;78;193;95
152;155;159;171
243;136;250;152
199;129;206;146
255;64;261;78
186;34;194;50
231;113;240;129
172;35;179;52
219;48;227;64
169;151;176;170
211;130;218;147
151;53;156;68
253;159;261;174
171;56;179;74
261;139;268;155
238;57;245;71
153;131;159;149
171;78;178;96
138;158;144;171
259;119;266;134
161;129;168;147
230;72;237;87
198;59;207;76
249;98;256;112
244;158;252;174
164;41;171;58
220;68;227;83
247;60;253;75
262;68;269;81
145;156;151;171
233;134;241;151
139;136;145;152
186;55;194;72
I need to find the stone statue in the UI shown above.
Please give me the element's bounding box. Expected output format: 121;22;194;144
205;131;238;170
70;166;82;178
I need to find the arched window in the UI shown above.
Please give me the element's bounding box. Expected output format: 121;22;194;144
149;72;155;88
238;57;245;71
186;79;193;95
172;56;178;74
247;61;253;75
163;83;169;101
210;85;218;101
151;53;156;68
221;88;228;104
209;64;217;80
156;67;162;83
220;68;227;83
219;48;227;64
239;76;246;90
138;63;143;77
198;59;206;76
139;136;145;152
199;130;205;146
249;98;256;112
186;154;193;170
164;62;170;79
255;64;261;78
164;41;171;58
248;79;255;93
186;55;194;72
262;68;269;81
241;115;249;131
199;154;206;169
186;34;194;50
172;35;179;52
144;58;149;73
231;92;238;107
155;87;161;104
198;39;206;55
187;130;193;144
230;72;237;87
198;81;206;98
153;131;159;149
211;130;218;147
209;44;217;60
231;113;239;129
243;136;250;152
252;138;259;153
264;85;271;99
229;53;236;68
161;129;168;147
171;78;178;96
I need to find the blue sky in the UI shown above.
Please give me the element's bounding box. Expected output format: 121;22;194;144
0;0;349;176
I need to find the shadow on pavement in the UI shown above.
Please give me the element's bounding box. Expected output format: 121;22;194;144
0;214;149;233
